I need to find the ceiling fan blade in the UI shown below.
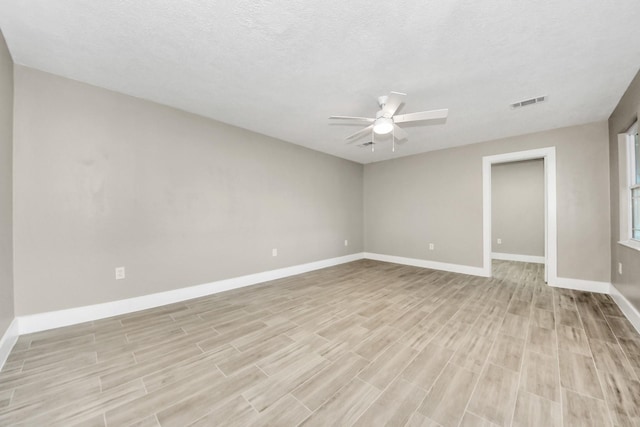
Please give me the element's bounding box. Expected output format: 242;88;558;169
393;108;448;123
382;91;406;117
329;115;375;123
393;124;408;141
345;124;374;142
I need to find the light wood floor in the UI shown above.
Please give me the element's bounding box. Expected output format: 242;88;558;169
1;260;639;426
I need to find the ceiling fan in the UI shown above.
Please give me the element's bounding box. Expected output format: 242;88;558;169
329;92;448;151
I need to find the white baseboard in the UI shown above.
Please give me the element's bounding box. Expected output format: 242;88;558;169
17;252;366;335
610;284;640;335
550;277;611;294
16;252;489;335
12;250;627;341
491;252;545;264
363;252;489;277
0;318;20;371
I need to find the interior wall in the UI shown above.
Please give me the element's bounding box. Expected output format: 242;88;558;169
608;69;640;311
7;63;628;317
0;30;14;334
491;159;544;257
12;66;364;316
364;121;611;283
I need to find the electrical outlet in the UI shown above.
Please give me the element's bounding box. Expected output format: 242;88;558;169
618;262;623;275
115;267;125;280
429;243;434;250
497;238;502;245
272;248;278;257
344;240;348;246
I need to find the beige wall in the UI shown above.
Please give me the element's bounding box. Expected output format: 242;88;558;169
364;121;610;282
6;64;622;317
492;159;544;257
12;66;364;315
608;69;640;311
0;30;14;335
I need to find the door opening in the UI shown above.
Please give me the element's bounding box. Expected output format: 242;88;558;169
482;147;557;284
490;159;545;278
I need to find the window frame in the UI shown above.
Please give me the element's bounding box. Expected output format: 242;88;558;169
619;120;640;251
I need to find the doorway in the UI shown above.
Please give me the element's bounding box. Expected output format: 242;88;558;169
491;159;545;278
482;147;557;284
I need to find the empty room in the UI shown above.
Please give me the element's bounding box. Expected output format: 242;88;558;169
1;1;640;426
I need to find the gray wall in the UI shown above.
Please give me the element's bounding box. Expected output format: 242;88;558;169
609;69;640;311
5;64;622;316
0;30;14;336
364;122;610;282
492;159;544;257
12;66;364;315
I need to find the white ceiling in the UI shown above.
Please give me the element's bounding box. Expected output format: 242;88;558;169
1;1;639;164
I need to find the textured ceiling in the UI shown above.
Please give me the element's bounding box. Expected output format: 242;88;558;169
1;1;639;164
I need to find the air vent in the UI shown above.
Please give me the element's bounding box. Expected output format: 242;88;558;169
511;96;547;109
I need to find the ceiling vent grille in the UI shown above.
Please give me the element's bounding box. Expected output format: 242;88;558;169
511;96;547;109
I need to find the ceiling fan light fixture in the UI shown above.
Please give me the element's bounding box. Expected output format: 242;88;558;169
373;117;394;135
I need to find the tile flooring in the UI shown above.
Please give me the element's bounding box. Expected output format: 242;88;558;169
0;260;639;426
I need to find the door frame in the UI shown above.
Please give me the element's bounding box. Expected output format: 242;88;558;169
482;147;557;283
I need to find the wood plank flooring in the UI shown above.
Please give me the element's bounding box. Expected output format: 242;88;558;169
1;260;639;426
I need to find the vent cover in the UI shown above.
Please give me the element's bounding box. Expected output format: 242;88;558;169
511;96;547;109
358;141;375;147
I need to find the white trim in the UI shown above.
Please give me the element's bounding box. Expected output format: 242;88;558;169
619;127;639;243
483;147;557;283
618;240;640;252
5;249;636;366
491;252;545;264
0;318;20;371
17;253;365;334
550;277;611;294
618;133;632;241
363;252;489;277
610;284;640;335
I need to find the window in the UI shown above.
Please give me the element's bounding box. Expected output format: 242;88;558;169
632;127;639;239
619;121;640;249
